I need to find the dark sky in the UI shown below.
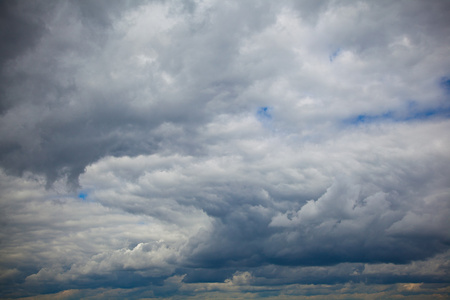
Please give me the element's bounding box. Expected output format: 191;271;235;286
0;1;450;299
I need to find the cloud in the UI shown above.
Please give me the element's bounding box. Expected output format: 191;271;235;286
2;118;448;296
0;0;450;298
2;0;448;186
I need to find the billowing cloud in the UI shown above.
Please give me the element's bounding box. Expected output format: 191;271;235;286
1;0;449;298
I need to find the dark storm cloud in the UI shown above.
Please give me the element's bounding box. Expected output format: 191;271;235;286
1;0;450;299
1;0;450;186
0;0;280;187
0;1;49;113
0;1;48;65
177;124;450;269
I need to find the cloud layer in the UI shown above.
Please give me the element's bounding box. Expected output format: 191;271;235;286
1;0;449;298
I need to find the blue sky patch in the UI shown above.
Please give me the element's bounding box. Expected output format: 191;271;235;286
78;192;88;200
257;106;272;119
329;48;341;62
347;112;394;124
347;105;450;125
440;76;450;92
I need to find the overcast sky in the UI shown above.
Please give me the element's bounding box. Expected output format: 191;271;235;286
1;0;450;299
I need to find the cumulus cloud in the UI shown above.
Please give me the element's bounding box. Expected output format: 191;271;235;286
1;0;450;298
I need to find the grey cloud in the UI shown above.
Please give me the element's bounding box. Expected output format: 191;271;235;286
1;0;450;186
0;1;48;66
77;120;450;270
0;170;208;296
2;120;449;297
0;0;281;186
1;0;450;298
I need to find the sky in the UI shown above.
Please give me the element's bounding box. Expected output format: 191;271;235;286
0;0;450;299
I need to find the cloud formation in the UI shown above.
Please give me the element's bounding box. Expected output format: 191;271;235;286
0;0;449;298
